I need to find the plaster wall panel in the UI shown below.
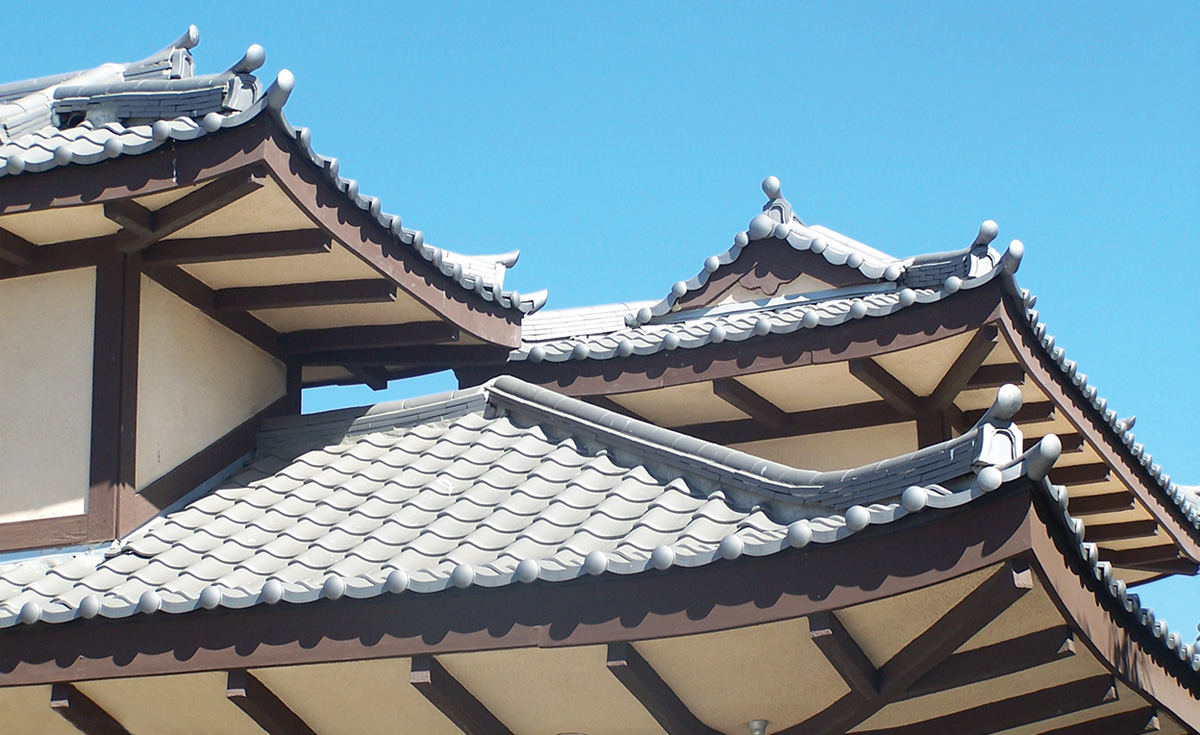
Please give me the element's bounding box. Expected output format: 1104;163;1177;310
251;658;464;735
873;329;979;395
77;672;266;735
162;179;314;239
732;423;917;472
136;275;285;489
736;362;879;414
613;382;750;428
0;268;94;522
636;617;851;734
0;685;89;735
439;645;669;735
0;205;121;244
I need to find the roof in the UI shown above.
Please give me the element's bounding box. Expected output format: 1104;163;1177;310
513;177;1008;363
0;26;545;315
0;376;1044;629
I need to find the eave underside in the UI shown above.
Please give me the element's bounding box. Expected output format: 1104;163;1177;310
1;489;1197;734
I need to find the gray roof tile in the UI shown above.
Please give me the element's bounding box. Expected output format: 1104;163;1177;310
0;28;544;315
0;376;1043;629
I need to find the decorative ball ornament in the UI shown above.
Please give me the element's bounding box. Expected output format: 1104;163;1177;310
584;550;608;575
515;559;540;583
322;575;346;600
386;569;410;593
899;288;917;307
616;339;635;357
151;120;171;141
901;486;928;512
718;534;744;560
79;595;102;619
704;256;721;272
19;601;41;624
528;345;546;363
199;586;222;609
451;564;475;589
261;579;284;604
138;590;161;615
749;214;774;241
787;520;813;548
802;310;820;328
762;176;782;200
651;545;676;570
993;384;1024;420
977;466;1004;492
845;505;871;531
202;112;223;132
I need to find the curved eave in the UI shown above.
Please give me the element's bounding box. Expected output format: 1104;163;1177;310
0;114;524;348
997;284;1200;563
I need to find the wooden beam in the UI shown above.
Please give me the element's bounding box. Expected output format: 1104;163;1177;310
0;226;38;267
113;168;267;253
1026;433;1084;454
680;400;911;446
966;362;1025;389
214;279;397;312
781;562;1032;735
142;229;332;266
1085;519;1159;543
346;365;391;391
915;411;953;448
963;400;1054;426
142;264;284;358
1068;491;1134;516
588;395;651;422
808;612;878;696
712;377;790;430
927;325;999;410
607;641;721;735
1099;545;1181;567
307;343;512;368
848;358;921;414
103;200;154;237
226;669;317;735
1049;463;1112;486
411;654;513;735
853;675;1117;735
50;683;133;735
283;322;459;354
1040;707;1159;735
905;626;1075;698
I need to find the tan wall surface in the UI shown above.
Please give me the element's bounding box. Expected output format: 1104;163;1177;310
0;268;95;523
136;276;285;489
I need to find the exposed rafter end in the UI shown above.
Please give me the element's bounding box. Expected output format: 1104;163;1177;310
50;683;133;735
606;641;721;735
226;669;318;735
0;227;39;267
142;229;332;266
214;279;396;313
713;377;790;430
809;611;878;697
410;654;514;735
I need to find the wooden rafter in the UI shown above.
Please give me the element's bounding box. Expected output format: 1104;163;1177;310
1100;545;1182;568
848;359;921;415
299;343;511;369
283;322;458;354
679;400;910;446
50;683;133;735
588;395;652;422
927;325;999;409
109;168;267;253
606;642;721;735
1068;492;1134;516
965;362;1025;389
410;654;514;735
905;626;1075;698
226;670;317;735
345;365;391;391
1049;463;1112;486
808;612;878;697
962;400;1055;426
141;229;332;266
712;377;790;430
1085;519;1159;543
0;226;38;267
1025;433;1084;454
780;562;1032;735
854;675;1117;735
1040;707;1159;735
214;279;397;312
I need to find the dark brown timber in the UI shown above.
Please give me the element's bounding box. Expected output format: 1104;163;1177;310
848;358;921;414
1049;463;1112;487
680;400;910;445
410;655;514;735
113;168;266;253
283;322;458;354
1085;520;1159;543
50;683;133;735
853;675;1117;735
808;612;878;696
0;227;38;266
226;669;318;735
607;641;721;735
780;562;1033;735
712;377;790;430
963;400;1055;426
927;325;999;409
214;279;396;312
1067;492;1134;516
1025;433;1085;454
141;229;332;266
905;626;1075;698
966;362;1025;389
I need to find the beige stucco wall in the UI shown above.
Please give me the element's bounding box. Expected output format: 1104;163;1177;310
136;276;285;489
0;268;96;523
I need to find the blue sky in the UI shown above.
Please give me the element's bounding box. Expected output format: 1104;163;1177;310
9;3;1198;638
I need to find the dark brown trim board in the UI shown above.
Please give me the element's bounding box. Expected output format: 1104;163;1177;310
226;669;318;735
606;642;720;735
0;489;1034;686
410;655;514;735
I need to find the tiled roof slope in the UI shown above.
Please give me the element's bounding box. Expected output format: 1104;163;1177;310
0;377;1049;629
0;27;545;314
514;178;1007;363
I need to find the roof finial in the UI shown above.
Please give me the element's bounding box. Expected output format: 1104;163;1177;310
762;175;782;201
973;220;998;248
229;44;266;74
